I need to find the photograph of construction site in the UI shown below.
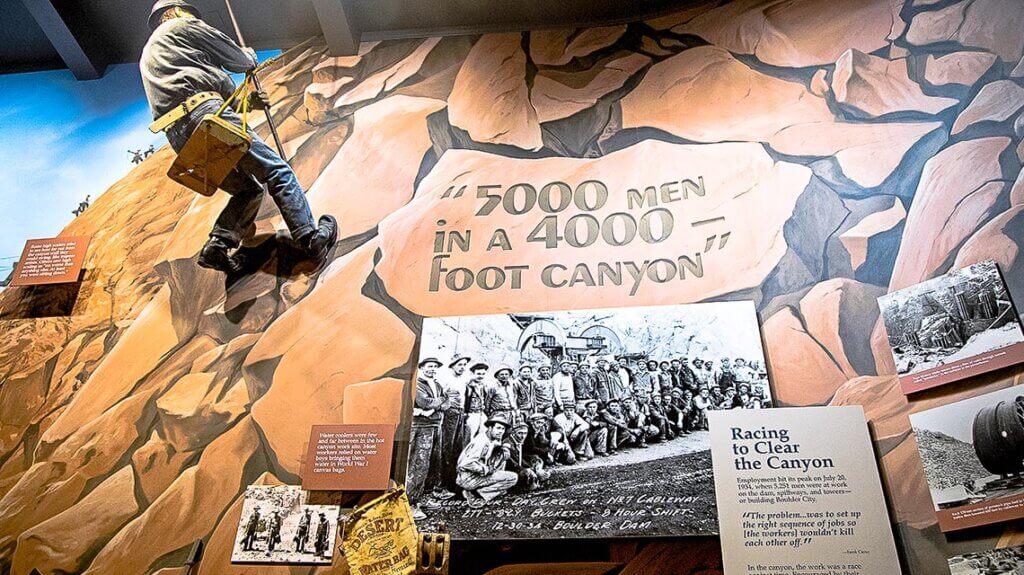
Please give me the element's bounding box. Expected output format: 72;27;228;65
911;385;1024;532
949;544;1024;575
230;485;340;565
404;301;771;539
879;260;1024;394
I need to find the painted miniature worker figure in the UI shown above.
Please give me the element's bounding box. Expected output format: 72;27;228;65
72;195;91;217
141;0;336;274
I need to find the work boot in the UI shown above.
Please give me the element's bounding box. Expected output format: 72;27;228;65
411;506;427;521
432;488;456;501
464;491;485;509
301;215;338;269
197;237;240;274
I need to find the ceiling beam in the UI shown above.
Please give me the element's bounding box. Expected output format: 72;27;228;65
311;0;360;56
18;0;105;80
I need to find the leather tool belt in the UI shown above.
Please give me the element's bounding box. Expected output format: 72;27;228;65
149;91;222;133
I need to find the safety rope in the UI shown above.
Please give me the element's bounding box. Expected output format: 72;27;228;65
213;53;282;124
200;53;283;193
215;75;250;123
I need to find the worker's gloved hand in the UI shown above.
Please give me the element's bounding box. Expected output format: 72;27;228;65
248;88;272;110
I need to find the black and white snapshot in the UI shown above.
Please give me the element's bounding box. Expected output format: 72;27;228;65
404;301;771;539
949;544;1024;574
910;385;1024;532
879;260;1024;393
231;485;340;565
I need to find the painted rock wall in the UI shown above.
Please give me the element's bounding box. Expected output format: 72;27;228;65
0;1;1023;573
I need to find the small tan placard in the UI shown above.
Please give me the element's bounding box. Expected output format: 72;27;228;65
10;236;90;286
302;424;396;491
342;487;418;575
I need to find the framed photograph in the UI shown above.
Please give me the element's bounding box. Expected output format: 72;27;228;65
879;260;1024;394
949;545;1024;574
910;385;1024;532
403;301;771;539
230;485;341;565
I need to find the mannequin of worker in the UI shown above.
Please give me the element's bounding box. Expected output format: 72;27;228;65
140;0;337;274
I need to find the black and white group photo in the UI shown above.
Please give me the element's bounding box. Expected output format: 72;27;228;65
910;385;1024;524
230;485;340;565
879;260;1024;390
949;544;1024;574
404;301;772;539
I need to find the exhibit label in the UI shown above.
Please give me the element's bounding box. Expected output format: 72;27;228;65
10;236;90;286
303;424;396;491
709;406;900;575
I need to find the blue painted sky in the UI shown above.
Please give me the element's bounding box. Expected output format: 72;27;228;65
0;50;279;276
0;63;162;275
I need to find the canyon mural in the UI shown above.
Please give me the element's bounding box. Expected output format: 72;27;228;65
1;0;1023;573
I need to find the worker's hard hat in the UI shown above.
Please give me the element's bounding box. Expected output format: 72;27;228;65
149;0;201;29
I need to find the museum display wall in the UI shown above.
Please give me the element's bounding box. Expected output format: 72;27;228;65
0;0;1023;573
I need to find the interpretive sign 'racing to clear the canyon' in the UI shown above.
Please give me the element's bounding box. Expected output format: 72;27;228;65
709;406;901;575
403;302;771;539
879;261;1024;394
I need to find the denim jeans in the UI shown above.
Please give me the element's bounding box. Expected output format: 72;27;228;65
407;424;443;503
167;99;315;247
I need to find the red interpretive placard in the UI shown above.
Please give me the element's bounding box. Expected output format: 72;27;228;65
302;424;396;491
10;236;91;286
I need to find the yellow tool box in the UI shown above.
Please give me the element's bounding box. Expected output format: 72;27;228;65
167;113;252;196
164;77;254;196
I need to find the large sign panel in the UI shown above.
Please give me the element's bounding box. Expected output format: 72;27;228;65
709;406;901;575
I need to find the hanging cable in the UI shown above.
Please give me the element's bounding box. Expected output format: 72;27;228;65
222;0;287;158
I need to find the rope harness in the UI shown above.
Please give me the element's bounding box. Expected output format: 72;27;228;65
163;56;282;196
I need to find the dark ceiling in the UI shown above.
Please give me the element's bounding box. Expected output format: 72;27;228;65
1;0;696;79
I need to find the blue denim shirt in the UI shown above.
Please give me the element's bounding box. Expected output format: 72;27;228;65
140;17;256;119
